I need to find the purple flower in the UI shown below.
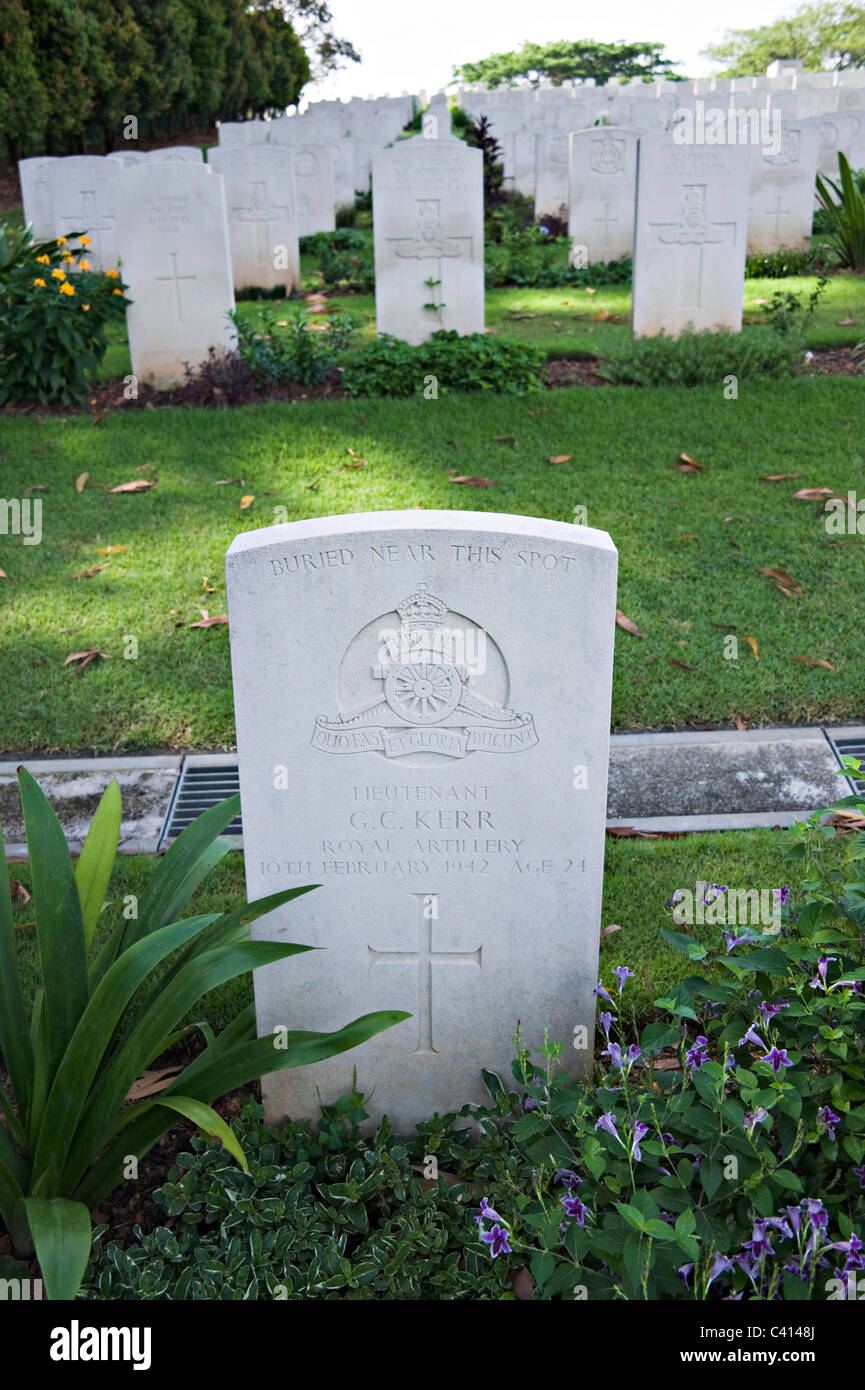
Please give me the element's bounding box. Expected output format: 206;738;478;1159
725;1054;737;1072
677;1263;693;1288
809;955;837;992
631;1121;649;1162
785;1205;802;1237
627;1044;643;1066
475;1196;505;1226
480;1222;512;1258
833;979;863;994
817;1106;841;1140
661;1132;678;1147
594;979;614;1003
743;1219;775;1260
561;1191;588;1225
599;1011;615;1038
702;883;727;905
706;1252;734;1288
834;1233;865;1273
595;1112;623;1144
613;966;635;994
724;929;756;952
553;1169;580;1188
758;999;788;1025
738;1022;765;1049
763;1046;793;1073
852;1165;865;1191
685;1035;711;1068
743;1107;769;1137
603;1041;624;1068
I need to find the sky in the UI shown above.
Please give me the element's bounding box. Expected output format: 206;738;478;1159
305;0;799;101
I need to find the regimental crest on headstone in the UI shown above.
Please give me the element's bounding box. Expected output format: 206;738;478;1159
764;128;800;166
591;136;625;175
311;582;537;762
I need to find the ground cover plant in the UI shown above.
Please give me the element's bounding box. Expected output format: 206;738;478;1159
0;376;863;751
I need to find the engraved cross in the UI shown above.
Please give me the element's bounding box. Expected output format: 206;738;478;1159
155;251;197;322
368;893;481;1054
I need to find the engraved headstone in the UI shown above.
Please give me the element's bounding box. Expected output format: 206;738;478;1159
226;510;617;1131
748;120;820;252
291;144;336;236
208;145;299;292
18;156;57;240
115;162;235;387
42;155;121;271
534;132;572;221
568;126;642;263
108;146;204;167
372;118;483;345
632;132;751;337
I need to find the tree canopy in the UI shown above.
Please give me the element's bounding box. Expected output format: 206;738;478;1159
452;38;679;89
703;3;865;75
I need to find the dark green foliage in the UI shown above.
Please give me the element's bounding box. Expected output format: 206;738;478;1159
813;164;865;233
815;153;865;270
232;305;356;386
300;228;374;290
485;229;632;288
598;327;802;387
0;225;129;404
453;39;678;88
744;248;821;278
341;331;546;397
464;114;506;207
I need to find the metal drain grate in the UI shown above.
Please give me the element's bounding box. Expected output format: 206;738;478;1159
828;735;865;793
159;757;241;848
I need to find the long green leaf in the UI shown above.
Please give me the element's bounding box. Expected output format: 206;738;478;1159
123;1094;249;1170
26;989;49;1145
0;1105;28;1188
30;914;219;1193
61;939;310;1195
74;779;121;949
0;1075;28;1153
18;768;89;1081
22;1197;91;1300
74;1009;410;1208
0;822;34;1118
120;793;241;951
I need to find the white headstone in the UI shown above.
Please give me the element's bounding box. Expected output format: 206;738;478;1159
292;144;336;236
632;132;751;337
226;510;617;1131
568;126;642;263
207;145;299;293
43;155;121;271
748;120;820;252
115;162;235;387
372;126;483;345
109;146;204;166
534;132;572;221
810;109;865;174
18;156;56;241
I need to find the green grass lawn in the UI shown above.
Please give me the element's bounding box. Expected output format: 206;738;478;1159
1;377;863;752
6;828;798;1040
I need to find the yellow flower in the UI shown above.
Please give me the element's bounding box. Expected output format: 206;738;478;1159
59;281;75;296
79;235;91;247
105;268;120;279
56;236;68;246
112;288;124;296
36;254;50;265
51;267;66;280
33;277;46;287
79;259;91;270
82;303;90;311
62;252;74;263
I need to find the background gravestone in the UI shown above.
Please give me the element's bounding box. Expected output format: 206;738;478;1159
632;131;751;337
372;111;483;345
208;145;300;293
226;510;617;1131
748;120;820;252
534;132;572;222
115;161;235;387
18;156;56;241
568;126;643;263
43;155;121;271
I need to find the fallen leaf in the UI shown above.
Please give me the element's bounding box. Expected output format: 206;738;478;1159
346;446;368;467
615;610;644;638
125;1066;183;1102
24;484;47;493
744;635;759;661
793;655;835;670
9;880;30;905
792;487;834;500
75;472;89;493
63;648;108;670
757;566;802;596
59;627;82;635
0;568;7;579
214;478;245;486
601;924;621;938
71;563;110;580
735;714;749;731
827;811;865;833
837;316;857;326
110;479;156;493
673;453;706;472
450;476;494;488
585;286;597;295
547;454;572;464
593;309;613;321
202;576;215;592
96;545;126;554
508;1266;536;1300
190;609;228;628
606;825;659;839
668;658;694;670
761;473;802;481
652;1057;682;1071
240;494;254;510
710;621;737;630
493;434;516;446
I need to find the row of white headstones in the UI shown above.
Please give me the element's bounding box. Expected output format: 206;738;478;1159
18;98;864;384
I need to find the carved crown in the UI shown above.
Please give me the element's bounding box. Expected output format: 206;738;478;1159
396;582;448;629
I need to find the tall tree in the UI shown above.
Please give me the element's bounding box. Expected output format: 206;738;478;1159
278;1;360;83
453;38;677;89
24;0;103;152
0;0;48;157
704;3;865;75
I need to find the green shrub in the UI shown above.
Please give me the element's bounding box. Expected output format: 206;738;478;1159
235;284;289;302
0;226;128;405
812;165;865;234
744;248;820;279
0;773;405;1300
341;330;545;398
599;327;802;387
484;230;631;289
815;154;865;271
232;306;357;386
